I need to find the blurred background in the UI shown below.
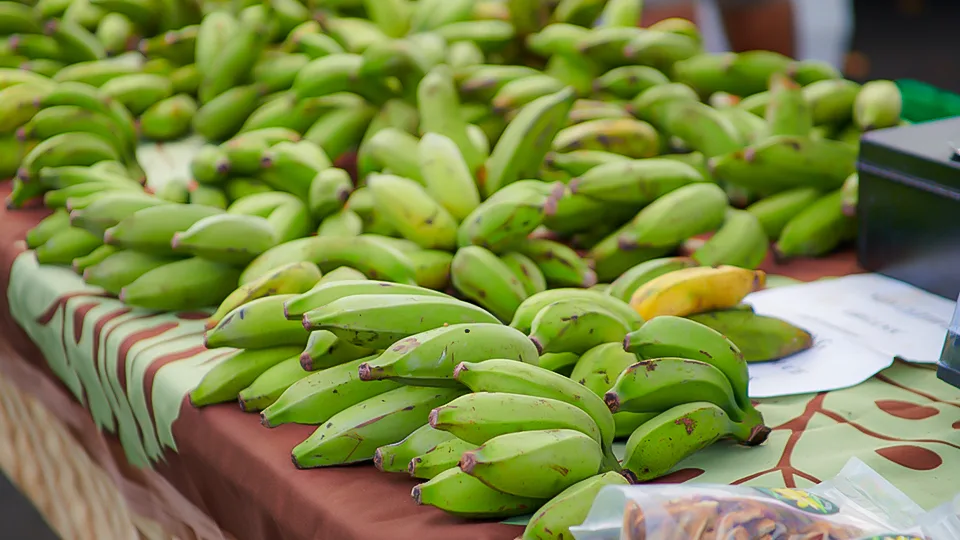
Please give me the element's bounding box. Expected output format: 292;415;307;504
643;0;959;90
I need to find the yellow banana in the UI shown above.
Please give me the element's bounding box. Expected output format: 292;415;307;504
629;265;766;320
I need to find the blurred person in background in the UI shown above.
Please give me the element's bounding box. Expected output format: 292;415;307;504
643;0;855;70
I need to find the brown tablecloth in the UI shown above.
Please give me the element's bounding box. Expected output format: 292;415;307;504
0;182;867;540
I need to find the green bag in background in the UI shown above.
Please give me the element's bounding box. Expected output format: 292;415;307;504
896;79;960;123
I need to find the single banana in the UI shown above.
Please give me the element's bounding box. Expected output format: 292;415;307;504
450;245;529;323
140;94;197;141
189;347;302;407
459;429;602;499
629;265;766;320
766;73;813;137
552;118;659;159
260;355;399;427
538;352;580;376
34;227;102;265
303;104;376;161
576;26;642;65
720;107;769;145
605;357;746;422
525;23;588;57
317;267;368;284
418;65;484;174
569;158;704;204
205;294;308;349
453;360;619;473
622;29;701;73
623;315;751;410
68;193;164;237
17;132;120;180
206;261;321;330
430;392;602;446
789;59;842;85
292;52;393;105
119;257;242;311
367;173;459;250
515;238;597;289
544;150;630;177
408;437;477;480
291;385;465;468
482;87;577;198
570;342;638;397
692;208;769;269
607;257;699;303
660;100;742;158
593;66;669;99
190;145;230;184
26;208;71;249
492;74;565;114
418;132;481;221
521;471;629;540
301;294;500;350
316;210;363;238
412;467;545;519
198;21;262;104
72;244;118;274
358;323;540;387
457;64;541;101
407;249;454;290
283;279;450;320
357;126;423;182
802;78;860;126
500;251;547;296
774;189;854;261
171;213;278;266
688;311;814;363
192;84;260;141
529;299;631;355
620;401;769;483
238;356;312;412
299;329;375;371
457;181;564;253
511;289;643;333
307;167;352;221
616;182;728;250
99;73;173;115
745;187;823;240
17;105;129;154
257;140;332;200
82;250;177;295
854;79;901;131
841;172;858;217
374;424;458;474
103;203;223;255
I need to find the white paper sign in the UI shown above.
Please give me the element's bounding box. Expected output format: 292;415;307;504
742;273;956;398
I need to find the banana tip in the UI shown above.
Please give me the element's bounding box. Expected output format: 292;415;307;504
745;423;772;446
458;451;477;474
117;289;127;302
529;335;544;355
291;453;305;470
373;449;384;471
300;316;311;331
357;362;373;381
427;408;439;428
407;458;419;476
299;353;313;371
581;270;598;288
411;484;422;505
622;335;631;352
619;469;639;484
259;412;272;428
567;178;581;193
452;362;469;379
603;391;621;413
170;233;182;249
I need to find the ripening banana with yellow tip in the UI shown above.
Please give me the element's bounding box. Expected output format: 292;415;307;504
628;265;766;320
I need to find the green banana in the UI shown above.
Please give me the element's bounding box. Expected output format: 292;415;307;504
620;401;768;483
511;289;643;333
766;72;813;137
238;356;312;412
570;342;639;398
190;145;230;184
616;182;728;250
500;251;547;296
607;257;699;302
17;105;129;154
283;279;450;320
374;424;458;474
593;66;669;99
412;467;545;519
623;315;751;410
257;140;332;200
407;250;454;290
515;238;597;289
457;64;540;101
189;347;302;407
774;189;854;261
627;82;699;126
841;172;858;217
660;100;742;158
140;94;197;141
544;150;630;177
260;355;399;427
83;250;178;295
299;329;375;371
188;184;228;209
450;245;529;323
119;257;241;311
307;167;352;220
316;210;363;237
198;20;261;104
192;84;260;141
789;59;842;85
802;79;860;126
34;227;102;265
552;118;659;159
292;385;465;468
482;87;576;198
358;323;540;387
525;23;588;57
720;107;769;145
205;294;308;349
408;437;477;480
745;187;823;240
26;208;71;249
418;65;484;174
622;29;700;73
688;311;814;363
292;53;393;105
692;208;768;269
492;74;565;113
854;79;901;131
569;158;704;204
430;392;602;446
317;267;367;284
453;359;619;473
45;20;105;63
521;471;629;540
99;73;173;115
459;429;602;499
171;213;278;265
207;261;322;330
17;132;120;181
528;299;630;355
457;181;564;253
367;173;459;250
606;357;746;422
103;203;223;255
418;132;481;221
357;127;423;182
537;352;580;376
301;294;500;350
303;104;376;161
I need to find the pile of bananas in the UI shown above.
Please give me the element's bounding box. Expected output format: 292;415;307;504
9;0;900;536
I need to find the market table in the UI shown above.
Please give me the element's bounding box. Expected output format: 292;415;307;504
2;181;959;540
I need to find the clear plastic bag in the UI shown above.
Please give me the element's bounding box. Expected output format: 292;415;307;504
571;458;960;540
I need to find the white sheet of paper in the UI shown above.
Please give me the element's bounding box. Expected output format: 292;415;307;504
742;273;957;397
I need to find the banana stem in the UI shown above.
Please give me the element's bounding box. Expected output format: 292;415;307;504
733;405;771;447
600;445;622;472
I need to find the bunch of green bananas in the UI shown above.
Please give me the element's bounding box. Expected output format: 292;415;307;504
10;0;903;537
